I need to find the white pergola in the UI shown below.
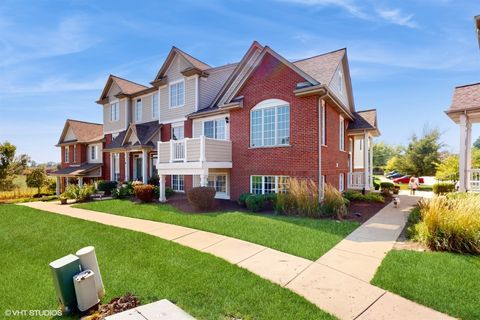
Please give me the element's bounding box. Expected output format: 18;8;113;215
446;83;480;192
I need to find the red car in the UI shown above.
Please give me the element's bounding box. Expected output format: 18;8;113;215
393;176;424;184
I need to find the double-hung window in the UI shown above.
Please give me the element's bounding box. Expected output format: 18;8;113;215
152;93;159;119
171;124;184;140
64;146;69;163
321;100;326;145
250;99;290;147
172;175;184;191
339;115;345;151
250;176;288;194
207;174;227;194
90;145;97;161
110;102;119;121
169;80;185;108
72;145;76;163
203;118;226;140
135;99;142;122
113;153;120;181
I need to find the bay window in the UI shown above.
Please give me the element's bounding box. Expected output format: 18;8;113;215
250;99;290;147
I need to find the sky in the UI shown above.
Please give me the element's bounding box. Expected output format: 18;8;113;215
0;0;479;163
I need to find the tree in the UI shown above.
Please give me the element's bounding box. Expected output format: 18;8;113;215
373;142;402;167
26;167;47;195
0;141;28;191
435;149;480;182
401;128;444;176
474;136;480;149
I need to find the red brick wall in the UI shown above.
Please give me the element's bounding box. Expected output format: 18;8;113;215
119;152;125;182
184;119;192;138
161;124;171;142
102;134;112;180
321;102;349;189
229;52;320;200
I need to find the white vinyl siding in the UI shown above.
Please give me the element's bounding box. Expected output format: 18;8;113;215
203;119;226;140
135;99;142;122
110;102;119;121
339;115;345;151
172;174;184;191
152;93;159;119
169;80;185;108
250;176;288;194
250;99;290;148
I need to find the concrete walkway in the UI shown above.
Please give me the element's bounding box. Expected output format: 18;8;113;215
20;196;454;320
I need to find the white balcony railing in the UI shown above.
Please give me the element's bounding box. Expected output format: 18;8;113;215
470;169;480;191
158;136;232;164
348;172;367;189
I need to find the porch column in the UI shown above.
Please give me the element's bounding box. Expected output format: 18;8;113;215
142;149;148;184
56;177;61;195
363;131;370;190
125;151;130;181
159;174;166;202
459;114;471;192
369;135;374;189
78;177;83;187
200;173;208;187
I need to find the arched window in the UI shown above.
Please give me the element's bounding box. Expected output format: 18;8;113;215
250;99;290;147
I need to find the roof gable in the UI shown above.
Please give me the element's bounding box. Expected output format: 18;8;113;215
349;109;379;136
57;119;103;145
153;47;211;82
98;75;148;102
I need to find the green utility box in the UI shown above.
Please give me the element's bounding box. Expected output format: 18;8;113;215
49;254;82;313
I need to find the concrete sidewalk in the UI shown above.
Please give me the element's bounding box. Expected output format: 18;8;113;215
20;196;453;320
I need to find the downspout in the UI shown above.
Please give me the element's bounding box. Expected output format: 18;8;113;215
318;95;326;201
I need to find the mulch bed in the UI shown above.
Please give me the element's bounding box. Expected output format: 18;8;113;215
164;193;392;225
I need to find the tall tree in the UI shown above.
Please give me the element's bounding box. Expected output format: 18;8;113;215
401;128;443;176
0;141;29;191
473;136;480;149
26;167;47;195
373;142;402;167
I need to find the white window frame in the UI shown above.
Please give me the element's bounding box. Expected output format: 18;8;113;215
250;175;289;194
169;79;185;108
110;102;119;122
150;154;158;177
64;146;69;163
172;174;184;192
90;145;97;161
339;115;345;151
250;99;290;148
152;93;159;119
203;118;227;140
321;100;326;146
339;173;345;192
135;98;142;122
72;145;76;163
207;173;228;195
112;153;120;182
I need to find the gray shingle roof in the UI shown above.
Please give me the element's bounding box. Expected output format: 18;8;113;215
448;82;480;112
50;163;102;176
105;121;160;150
349;109;377;131
293;49;345;85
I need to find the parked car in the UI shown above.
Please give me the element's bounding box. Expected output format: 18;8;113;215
393;176;425;184
387;173;404;179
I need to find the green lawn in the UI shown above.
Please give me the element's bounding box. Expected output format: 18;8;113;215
372;250;480;320
75;200;359;260
0;204;334;320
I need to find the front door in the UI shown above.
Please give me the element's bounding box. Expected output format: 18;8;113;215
135;157;143;181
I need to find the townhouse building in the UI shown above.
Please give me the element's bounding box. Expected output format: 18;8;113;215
51;42;379;201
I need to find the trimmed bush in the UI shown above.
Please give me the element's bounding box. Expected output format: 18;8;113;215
245;194;265;212
322;184;348;219
187;186;216;210
165;187;174;198
432;182;455;195
97;180;118;196
238;192;253;207
147;175;159;186
343;190;384;203
406;207;421;238
134;184;155;203
411;195;480;254
63;184;94;202
364;192;385;203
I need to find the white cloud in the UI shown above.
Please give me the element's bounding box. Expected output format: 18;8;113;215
376;8;417;28
278;0;368;19
0;75;105;95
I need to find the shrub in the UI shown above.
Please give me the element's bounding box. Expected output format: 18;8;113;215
238;192;253;207
432;182;455;195
187;186;216;210
364;192;385;203
411;195;480;254
165;187;174;198
275;178;320;217
112;183;134;199
373;178;380;190
343;190;364;201
322;184;348;219
97;180;118;196
406;207;421;239
245;194;266;212
134;184;155;203
64;184;94;202
147;175;159;186
380;181;394;196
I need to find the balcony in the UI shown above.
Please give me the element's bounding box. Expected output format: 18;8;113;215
157;136;232;174
348;172;369;190
470;169;480;192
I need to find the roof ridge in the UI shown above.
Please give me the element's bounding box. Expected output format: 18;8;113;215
67;119;103;126
355;108;377;113
110;74;148;88
455;82;480;89
205;62;239;72
292;48;346;63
